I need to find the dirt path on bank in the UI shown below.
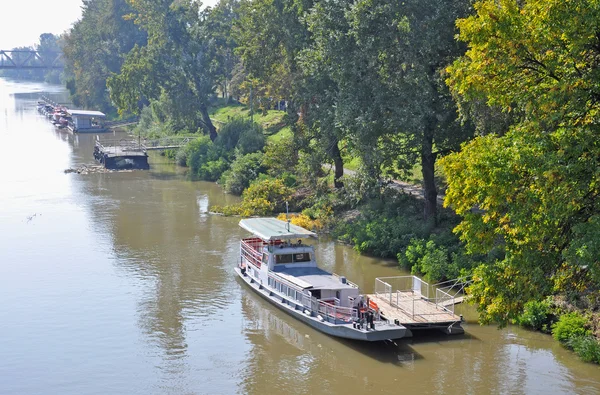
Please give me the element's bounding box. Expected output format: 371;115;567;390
323;165;445;205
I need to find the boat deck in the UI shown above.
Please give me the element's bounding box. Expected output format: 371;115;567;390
367;291;460;326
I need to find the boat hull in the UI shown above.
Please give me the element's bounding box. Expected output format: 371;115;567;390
235;267;408;341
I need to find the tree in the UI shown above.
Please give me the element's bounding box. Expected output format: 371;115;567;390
441;0;600;324
304;0;474;219
107;0;221;139
237;0;353;188
62;0;147;111
205;0;241;100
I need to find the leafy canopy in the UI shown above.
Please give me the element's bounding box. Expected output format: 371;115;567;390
442;0;600;324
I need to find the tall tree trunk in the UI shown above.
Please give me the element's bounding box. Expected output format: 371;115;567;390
421;128;437;224
199;103;217;141
332;138;344;188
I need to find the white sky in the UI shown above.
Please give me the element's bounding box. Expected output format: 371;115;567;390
0;0;83;48
0;0;219;49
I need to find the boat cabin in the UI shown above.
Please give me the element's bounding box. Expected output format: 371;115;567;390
239;218;360;311
67;109;107;133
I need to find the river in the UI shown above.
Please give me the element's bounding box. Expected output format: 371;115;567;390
0;79;598;395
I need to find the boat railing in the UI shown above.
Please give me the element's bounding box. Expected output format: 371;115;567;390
241;238;263;268
317;300;357;324
268;272;305;295
267;272;357;323
374;276;456;318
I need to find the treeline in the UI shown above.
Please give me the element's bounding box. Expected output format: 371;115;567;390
64;0;600;360
0;33;63;83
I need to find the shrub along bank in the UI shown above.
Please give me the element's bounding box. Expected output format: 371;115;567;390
515;299;600;364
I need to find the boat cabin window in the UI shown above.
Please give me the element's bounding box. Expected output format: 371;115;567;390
262;253;269;264
293;253;311;262
275;252;311;264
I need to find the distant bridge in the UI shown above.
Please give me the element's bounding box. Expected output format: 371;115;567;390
0;50;63;69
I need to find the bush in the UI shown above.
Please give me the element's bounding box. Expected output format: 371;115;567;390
568;336;600;364
215;117;264;158
175;148;187;167
516;299;552;332
215;117;246;152
276;213;323;231
197;158;230;181
241;178;292;213
236;125;265;156
552;312;591;344
212;178;293;217
263;136;298;176
220;152;265;195
334;212;429;258
186;136;215;170
185;136;228;180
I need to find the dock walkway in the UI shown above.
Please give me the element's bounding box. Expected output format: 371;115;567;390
367;276;464;334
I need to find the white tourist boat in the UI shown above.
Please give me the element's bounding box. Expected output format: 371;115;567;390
235;218;408;341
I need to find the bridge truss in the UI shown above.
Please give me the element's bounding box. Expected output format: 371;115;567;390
0;50;63;69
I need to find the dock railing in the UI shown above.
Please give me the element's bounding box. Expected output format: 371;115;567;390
95;137;146;154
374;276;456;319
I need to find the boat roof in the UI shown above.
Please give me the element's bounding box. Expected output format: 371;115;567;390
273;267;356;290
239;218;317;241
68;110;106;117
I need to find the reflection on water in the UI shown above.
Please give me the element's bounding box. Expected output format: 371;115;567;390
1;78;600;395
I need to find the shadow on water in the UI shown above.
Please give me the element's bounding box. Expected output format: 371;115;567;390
331;326;480;365
405;328;480;344
332;336;424;365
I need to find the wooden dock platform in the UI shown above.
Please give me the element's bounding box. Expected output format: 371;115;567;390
368;276;464;335
94;137;149;170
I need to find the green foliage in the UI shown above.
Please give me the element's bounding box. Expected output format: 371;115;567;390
398;235;477;282
185;136;228;181
236;124;265;156
212;178;292;216
63;0;146;111
552;312;591;344
107;0;225;139
568;336;600;364
402;239;449;281
215;117;265;158
198;158;230;182
220;152;265;195
301;0;475;220
515;299;553;333
262;135;298;176
443;0;600;325
333;196;430;258
241;178;292;213
175;149;188;167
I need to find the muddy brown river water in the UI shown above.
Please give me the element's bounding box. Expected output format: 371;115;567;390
1;79;599;394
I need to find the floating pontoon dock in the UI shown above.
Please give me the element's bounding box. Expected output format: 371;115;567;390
67;109;107;133
367;276;464;335
94;137;149;170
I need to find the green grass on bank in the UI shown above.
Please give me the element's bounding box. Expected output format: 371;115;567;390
209;103;289;143
210;104;285;131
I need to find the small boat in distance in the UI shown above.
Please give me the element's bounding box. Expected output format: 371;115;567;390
235;218;408;341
